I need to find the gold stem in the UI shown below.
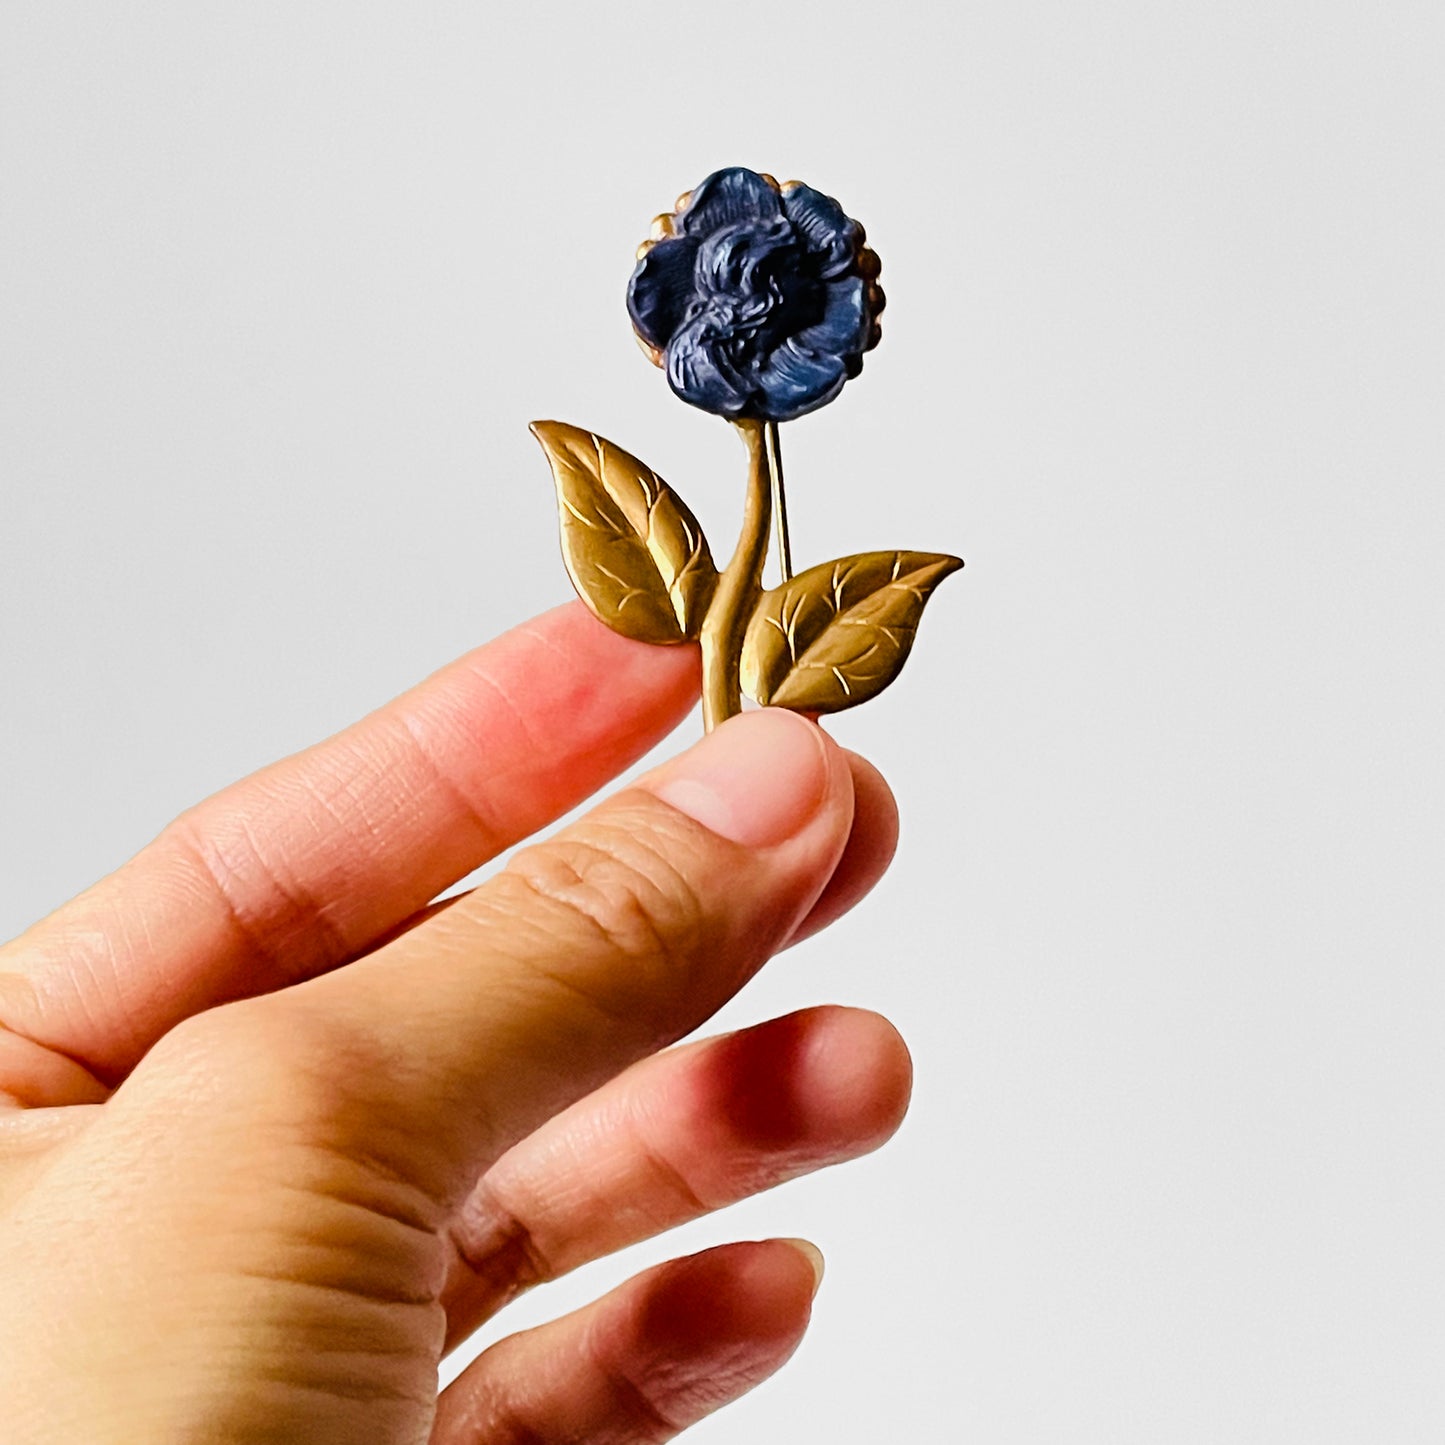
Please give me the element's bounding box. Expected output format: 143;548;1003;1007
700;418;772;732
764;420;793;582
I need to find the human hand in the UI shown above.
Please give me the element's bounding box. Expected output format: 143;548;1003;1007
0;604;911;1443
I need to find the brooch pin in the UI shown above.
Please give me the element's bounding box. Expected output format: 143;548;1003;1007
531;166;962;733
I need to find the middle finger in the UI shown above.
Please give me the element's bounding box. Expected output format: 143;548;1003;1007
440;1004;913;1348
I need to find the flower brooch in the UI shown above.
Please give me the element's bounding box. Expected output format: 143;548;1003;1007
531;166;962;732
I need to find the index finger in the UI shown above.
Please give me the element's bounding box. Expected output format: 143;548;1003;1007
0;605;699;1091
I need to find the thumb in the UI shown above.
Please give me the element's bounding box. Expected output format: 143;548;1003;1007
145;708;857;1208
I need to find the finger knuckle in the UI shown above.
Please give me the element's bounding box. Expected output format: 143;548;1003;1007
499;820;709;1016
582;1331;681;1443
450;1176;559;1299
163;807;353;979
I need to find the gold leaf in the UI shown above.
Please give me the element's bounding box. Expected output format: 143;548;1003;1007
741;550;963;713
530;421;718;644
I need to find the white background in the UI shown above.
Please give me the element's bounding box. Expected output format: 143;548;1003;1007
3;3;1443;1440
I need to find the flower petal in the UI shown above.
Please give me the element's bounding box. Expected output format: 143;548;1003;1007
626;236;700;351
677;167;783;238
753;338;848;423
781;182;860;276
665;318;753;418
792;275;871;361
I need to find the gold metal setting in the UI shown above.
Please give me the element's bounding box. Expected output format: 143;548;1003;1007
537;169;963;734
530;422;717;645
741;551;963;713
533;416;962;732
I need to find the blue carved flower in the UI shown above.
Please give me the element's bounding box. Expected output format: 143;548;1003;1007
627;167;885;424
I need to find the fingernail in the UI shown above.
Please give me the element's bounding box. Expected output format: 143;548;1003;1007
647;710;831;848
780;1237;826;1298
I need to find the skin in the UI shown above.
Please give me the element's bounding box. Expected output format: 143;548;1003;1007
0;603;911;1443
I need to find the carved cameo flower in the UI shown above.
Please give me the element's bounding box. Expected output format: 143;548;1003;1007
627;167;884;423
